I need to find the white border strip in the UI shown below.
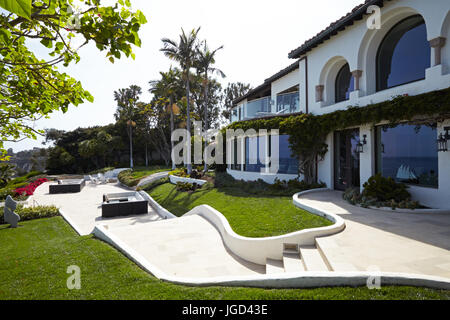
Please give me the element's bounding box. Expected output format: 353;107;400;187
169;175;207;186
59;209;85;236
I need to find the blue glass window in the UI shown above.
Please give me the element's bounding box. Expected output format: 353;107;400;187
273;135;299;175
335;63;354;103
376;124;438;188
245;136;266;172
377;15;430;91
277;92;300;114
230;138;241;170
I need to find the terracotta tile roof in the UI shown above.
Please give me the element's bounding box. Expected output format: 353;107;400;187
288;0;389;59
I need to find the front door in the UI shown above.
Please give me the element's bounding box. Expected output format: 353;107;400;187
334;129;360;191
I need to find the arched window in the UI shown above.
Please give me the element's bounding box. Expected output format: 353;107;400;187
335;63;354;103
377;15;430;91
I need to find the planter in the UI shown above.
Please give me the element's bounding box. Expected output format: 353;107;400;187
102;192;148;218
49;179;85;194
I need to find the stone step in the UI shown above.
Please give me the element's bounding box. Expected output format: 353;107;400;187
265;259;285;274
282;252;305;273
315;237;359;272
299;245;330;271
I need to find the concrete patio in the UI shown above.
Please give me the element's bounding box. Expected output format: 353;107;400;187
32;181;162;235
31;180;263;278
297;190;450;278
30;180;450;282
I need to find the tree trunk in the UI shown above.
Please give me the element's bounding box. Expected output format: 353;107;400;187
186;76;192;174
129;124;134;169
203;72;209;173
170;95;176;170
145;143;148;167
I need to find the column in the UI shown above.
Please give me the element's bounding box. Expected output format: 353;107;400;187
429;37;446;66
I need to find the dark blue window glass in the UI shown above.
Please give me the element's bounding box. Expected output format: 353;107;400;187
245;136;266;172
377;15;430;91
335;63;354;103
230;138;241;171
376;124;438;188
275;135;299;175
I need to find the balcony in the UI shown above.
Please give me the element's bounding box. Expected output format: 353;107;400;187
276;91;300;115
245;97;271;120
231;92;300;123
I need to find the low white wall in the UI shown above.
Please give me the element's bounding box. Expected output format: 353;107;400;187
93;224;450;290
139;191;177;220
169;175;207;186
226;168;299;184
183;188;345;265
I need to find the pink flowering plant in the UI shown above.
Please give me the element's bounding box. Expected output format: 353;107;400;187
13;178;48;197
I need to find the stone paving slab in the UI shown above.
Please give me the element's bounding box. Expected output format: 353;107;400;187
102;215;265;278
32;182;162;235
31;180;264;278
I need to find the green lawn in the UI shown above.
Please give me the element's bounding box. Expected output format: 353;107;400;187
149;183;333;238
0;217;448;300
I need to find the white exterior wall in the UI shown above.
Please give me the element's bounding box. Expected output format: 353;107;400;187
270;68;301;113
229;0;450;208
307;0;450;116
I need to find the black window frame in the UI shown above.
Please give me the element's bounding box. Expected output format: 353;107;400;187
376;15;430;92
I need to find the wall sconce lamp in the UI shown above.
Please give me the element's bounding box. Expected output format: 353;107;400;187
437;127;450;152
356;134;367;153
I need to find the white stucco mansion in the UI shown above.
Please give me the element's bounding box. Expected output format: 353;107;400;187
227;0;450;209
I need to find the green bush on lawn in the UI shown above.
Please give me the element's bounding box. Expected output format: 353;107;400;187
118;169;139;187
0;205;60;225
214;172;325;197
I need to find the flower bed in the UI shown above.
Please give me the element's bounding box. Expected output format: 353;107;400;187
13;178;48;197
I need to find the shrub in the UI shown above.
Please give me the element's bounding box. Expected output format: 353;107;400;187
118;170;140;187
343;175;423;210
140;177;169;191
169;168;189;178
175;182;199;192
362;174;411;202
0;188;14;201
170;167;205;180
13;178;48;197
0;205;59;225
214;172;325;197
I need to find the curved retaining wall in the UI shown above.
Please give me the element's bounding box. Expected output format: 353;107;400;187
169;175;208;186
139;190;177;220
93;224;450;290
140;186;345;265
183;188;345;265
95;186;450;289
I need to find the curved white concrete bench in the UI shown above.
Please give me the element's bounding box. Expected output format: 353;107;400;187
169;174;208;186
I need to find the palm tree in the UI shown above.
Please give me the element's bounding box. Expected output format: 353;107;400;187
196;41;226;172
149;67;182;170
114;85;142;169
160;28;201;174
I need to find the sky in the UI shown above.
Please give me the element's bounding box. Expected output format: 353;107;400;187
5;0;363;152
